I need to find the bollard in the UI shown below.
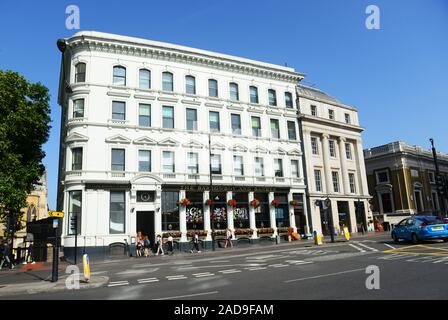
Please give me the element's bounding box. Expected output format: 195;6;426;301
313;231;323;245
276;235;281;244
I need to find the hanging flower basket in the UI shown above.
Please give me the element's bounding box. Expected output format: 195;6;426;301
271;199;280;207
289;199;301;207
250;198;260;208
205;198;213;206
227;199;238;208
179;198;191;206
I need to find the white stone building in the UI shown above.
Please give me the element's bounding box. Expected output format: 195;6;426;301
56;31;308;257
297;85;374;235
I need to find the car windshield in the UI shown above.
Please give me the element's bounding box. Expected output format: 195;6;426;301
417;217;444;225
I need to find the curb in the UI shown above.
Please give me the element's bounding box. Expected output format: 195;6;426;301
0;276;109;297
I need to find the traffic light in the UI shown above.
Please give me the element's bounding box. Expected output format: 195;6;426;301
436;174;445;194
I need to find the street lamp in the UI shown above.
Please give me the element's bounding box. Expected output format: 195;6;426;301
429;138;447;218
324;196;335;243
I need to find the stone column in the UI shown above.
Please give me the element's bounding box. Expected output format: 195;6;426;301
248;191;258;239
302;193;311;234
203;191;212;241
338;137;350;195
154;189;162;240
355;138;370;196
268;192;278;237
321;133;333;194
226;191;235;238
179;190;188;242
287;192;297;233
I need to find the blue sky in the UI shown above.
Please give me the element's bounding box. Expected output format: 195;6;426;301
1;0;447;210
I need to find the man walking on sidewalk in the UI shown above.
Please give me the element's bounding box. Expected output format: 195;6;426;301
23;241;35;264
0;240;15;269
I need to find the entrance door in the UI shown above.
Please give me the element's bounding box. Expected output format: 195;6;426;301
414;191;423;213
355;201;366;232
137;211;155;243
337;201;351;232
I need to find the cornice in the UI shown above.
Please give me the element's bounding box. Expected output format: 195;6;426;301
299;114;364;133
66;34;303;83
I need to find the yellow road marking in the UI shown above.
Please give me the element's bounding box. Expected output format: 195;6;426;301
382;251;448;257
418;244;448;252
383;243;448;257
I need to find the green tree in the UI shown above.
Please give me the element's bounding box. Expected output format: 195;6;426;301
0;69;51;241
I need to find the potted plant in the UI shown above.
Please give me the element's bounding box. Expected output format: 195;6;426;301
227;199;237;208
271;199;280;207
289;199;301;207
250;198;260;208
205;198;213;206
179;198;191;206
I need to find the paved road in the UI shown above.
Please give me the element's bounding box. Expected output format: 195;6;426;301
3;234;448;299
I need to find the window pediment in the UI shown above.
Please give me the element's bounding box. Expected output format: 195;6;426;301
133;136;157;145
250;146;269;154
182;140;204;149
230;144;248;152
287;148;302;156
105;134;131;144
210;142;226;151
65;132;89;144
158;138;179;147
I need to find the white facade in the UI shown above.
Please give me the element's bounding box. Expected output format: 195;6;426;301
57;31;308;255
297;85;374;235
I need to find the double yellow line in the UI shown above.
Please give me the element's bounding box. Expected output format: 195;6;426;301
384;244;448;257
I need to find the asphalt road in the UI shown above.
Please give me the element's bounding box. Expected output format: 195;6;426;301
4;234;448;300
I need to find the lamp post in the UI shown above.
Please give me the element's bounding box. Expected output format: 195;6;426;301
429;138;447;218
324;197;335;243
209;133;216;251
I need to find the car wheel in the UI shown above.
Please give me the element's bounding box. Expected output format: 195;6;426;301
411;233;419;244
443;238;448;243
392;233;399;243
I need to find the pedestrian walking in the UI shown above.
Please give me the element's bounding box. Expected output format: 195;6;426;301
144;236;151;257
224;228;233;248
0;240;15;269
156;234;164;255
190;233;201;253
167;235;174;255
23;241;35;264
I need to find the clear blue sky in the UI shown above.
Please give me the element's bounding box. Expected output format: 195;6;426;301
1;0;447;210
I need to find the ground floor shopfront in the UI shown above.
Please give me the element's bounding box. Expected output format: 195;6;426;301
61;177;308;259
307;195;374;236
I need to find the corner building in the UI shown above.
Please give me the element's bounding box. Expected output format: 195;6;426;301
57;31;308;257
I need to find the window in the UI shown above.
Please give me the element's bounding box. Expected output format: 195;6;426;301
208;79;218;97
110;191;125;234
314;170;322;192
68;191;82;235
251;116;261;137
268;89;277;106
274;159;284;177
162;106;174;129
139;69;151;89
254;157;264;177
186;108;197;131
211;154;222;174
162;72;173;91
380;192;393;213
311;105;317;116
138;150;151;172
287;121;297;140
376;170;390;184
113;66;126;86
270;119;280;139
332;171;340;193
428;171;435;183
75;63;86;83
329;140;336;157
209;111;220;132
187;152;199;174
163;151;175;173
432;192;439;210
185;75;196;95
311;137;319;155
328;109;335;120
345;143;352;159
233;155;244;176
229;82;239;101
231;114;241;135
112;101;125;120
71;148;83;170
285;92;293;108
73;99;84;118
139;104;151;127
291;160;300;178
249;86;259;104
345;113;351;124
111;149;125;171
349;173;356;194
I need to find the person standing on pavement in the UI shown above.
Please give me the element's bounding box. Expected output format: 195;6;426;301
190;233;201;253
156;234;164;255
144;236;151;257
167;235;174;255
23;241;35;264
224;228;233;248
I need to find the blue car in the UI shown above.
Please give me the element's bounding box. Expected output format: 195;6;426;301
391;216;448;244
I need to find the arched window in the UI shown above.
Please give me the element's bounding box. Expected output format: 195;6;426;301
208;79;218;97
268;89;277;106
27;205;37;222
229;82;239;101
185;75;196;95
139;69;151;89
113;66;126;86
249;86;259;104
285;92;293;108
75;63;86;83
162;72;173;91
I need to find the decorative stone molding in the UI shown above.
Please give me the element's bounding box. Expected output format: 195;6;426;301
133;136;157;145
65;132;89;144
105;134;131;144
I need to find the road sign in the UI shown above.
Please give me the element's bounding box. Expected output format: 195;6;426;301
48;211;64;218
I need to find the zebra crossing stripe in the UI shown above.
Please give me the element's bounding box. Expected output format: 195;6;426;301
354;242;379;252
193;272;215;277
167;275;187;280
137;278;159;283
108;281;129;287
349;244;366;253
219;269;241;274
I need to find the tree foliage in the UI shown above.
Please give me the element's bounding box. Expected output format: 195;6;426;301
0;69;51;236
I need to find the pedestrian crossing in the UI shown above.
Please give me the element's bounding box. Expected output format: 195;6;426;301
378;254;448;264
